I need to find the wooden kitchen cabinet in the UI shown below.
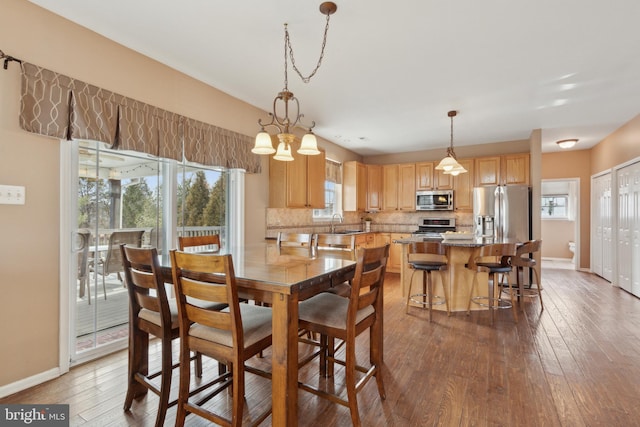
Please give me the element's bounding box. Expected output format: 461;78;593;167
415;162;434;190
367;164;383;211
434;168;454;190
389;233;411;273
343;161;367;211
475;153;529;186
355;233;375;251
503;153;530;185
475;156;501;187
269;147;325;208
453;158;474;211
383;163;416;211
375;232;391;247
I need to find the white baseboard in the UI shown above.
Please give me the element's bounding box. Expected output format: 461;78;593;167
0;367;62;399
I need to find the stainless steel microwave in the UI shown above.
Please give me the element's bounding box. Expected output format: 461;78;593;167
416;190;454;211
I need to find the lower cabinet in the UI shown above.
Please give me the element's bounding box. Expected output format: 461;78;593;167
389;233;410;273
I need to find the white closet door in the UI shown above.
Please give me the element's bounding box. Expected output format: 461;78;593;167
616;164;637;294
591;173;612;281
630;162;640;297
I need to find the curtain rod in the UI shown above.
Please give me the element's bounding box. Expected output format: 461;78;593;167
0;49;23;70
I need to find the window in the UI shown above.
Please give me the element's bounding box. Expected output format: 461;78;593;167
313;180;342;219
541;195;568;219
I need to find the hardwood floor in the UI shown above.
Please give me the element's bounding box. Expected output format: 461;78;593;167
3;267;640;426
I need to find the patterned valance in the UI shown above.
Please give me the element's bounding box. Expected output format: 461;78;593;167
19;62;260;173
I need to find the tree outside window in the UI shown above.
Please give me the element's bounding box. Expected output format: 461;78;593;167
541;195;568;219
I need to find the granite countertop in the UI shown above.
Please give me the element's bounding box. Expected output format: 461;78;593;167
393;235;520;247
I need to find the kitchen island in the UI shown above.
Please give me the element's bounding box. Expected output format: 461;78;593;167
394;235;518;312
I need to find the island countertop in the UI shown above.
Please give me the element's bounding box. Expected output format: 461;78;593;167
392;235;520;248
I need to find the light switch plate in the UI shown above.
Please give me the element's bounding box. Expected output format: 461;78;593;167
0;185;26;205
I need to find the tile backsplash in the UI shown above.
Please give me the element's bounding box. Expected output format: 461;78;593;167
265;209;474;238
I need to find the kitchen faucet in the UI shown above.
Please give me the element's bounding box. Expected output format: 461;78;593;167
330;213;344;233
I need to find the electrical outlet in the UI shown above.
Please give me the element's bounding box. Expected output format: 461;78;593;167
0;185;26;205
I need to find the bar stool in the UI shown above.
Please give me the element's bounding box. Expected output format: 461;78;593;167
508;240;543;311
466;242;517;325
406;241;449;321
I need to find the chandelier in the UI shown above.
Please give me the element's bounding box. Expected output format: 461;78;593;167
252;2;337;161
435;110;467;176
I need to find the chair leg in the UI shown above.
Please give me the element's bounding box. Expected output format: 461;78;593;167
195;351;203;378
124;328;149;411
175;341;191;427
426;271;433;322
405;270;416;314
231;361;245;426
533;267;544;311
467;273;478;315
345;341;361;427
440;271;450;316
326;335;335;377
507;273;518;323
155;336;173;427
370;317;386;400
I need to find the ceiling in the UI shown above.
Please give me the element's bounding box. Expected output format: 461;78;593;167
28;0;640;156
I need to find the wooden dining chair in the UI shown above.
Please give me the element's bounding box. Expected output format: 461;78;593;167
178;234;221;253
406;241;449;321
508;240;543;311
315;233;357;297
298;244;390;427
170;250;273;427
276;232;313;257
466;242;518;325
120;245;206;427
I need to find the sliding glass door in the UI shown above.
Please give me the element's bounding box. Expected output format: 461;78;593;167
69;140;229;363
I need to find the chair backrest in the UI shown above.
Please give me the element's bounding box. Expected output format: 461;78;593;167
170;250;243;353
276;232;313;257
103;230;145;275
178;234;221;253
120;245;172;332
407;241;447;266
315;233;356;260
511;240;541;268
467;242;517;271
347;244;390;326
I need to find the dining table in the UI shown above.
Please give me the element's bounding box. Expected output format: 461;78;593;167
160;241;357;426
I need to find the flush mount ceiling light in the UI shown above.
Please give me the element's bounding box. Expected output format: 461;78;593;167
252;2;337;161
435;110;467;176
556;138;578;149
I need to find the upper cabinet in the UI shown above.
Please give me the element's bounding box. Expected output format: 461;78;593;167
475;153;529;186
343;161;367;211
269;147;326;209
475;156;501;186
502;153;530;185
383;163;415;211
453;158;474;211
417;161;453;190
367;164;383;211
415;162;434;190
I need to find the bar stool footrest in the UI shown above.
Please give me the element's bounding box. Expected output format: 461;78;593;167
409;294;447;307
470;296;513;309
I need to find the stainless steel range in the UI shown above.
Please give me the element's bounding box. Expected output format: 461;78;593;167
413;217;456;238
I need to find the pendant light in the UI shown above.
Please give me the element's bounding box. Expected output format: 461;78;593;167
252;2;337;161
435;110;467;175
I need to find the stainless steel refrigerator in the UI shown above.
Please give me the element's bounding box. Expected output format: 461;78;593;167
473;185;531;243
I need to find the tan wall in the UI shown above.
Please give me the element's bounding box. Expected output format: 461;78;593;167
541;220;575;258
591;114;640;174
364;139;530;164
541;150;591;269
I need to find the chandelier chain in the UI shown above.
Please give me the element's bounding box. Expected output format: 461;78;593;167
284;13;332;84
